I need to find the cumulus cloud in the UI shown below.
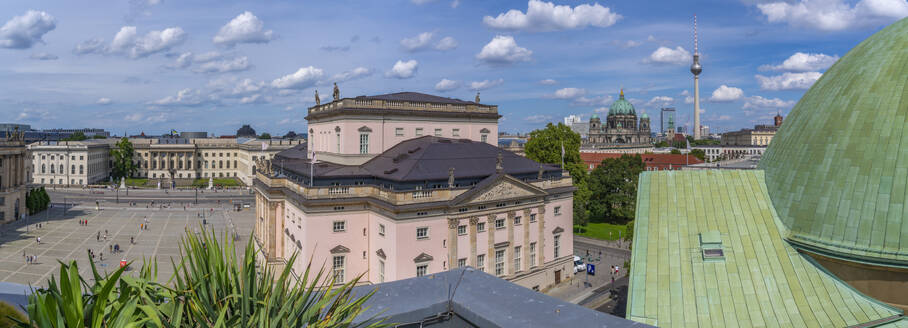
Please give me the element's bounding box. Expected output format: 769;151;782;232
483;0;621;32
644;46;691;65
385;59;418;79
239;94;269;104
613;39;643;49
524;114;553;123
552;87;586;99
330;67;373;82
539;79;557;85
98;26;187;58
572;95;613;106
756;0;908;31
434;36;458;50
151;88;212;106
17;108;52;121
29;52;58;60
213;11;275;47
469;78;504;91
231;78;265;96
476;35;532;65
755;72;822;90
759;52;839;72
743;96;796;109
680;90;694;104
709;85;744;102
0;10;56;49
193;56;251;73
97;97;112;105
320;45;350;52
645;96;674;108
271;66;325;89
400;32;457;52
434;78;460;92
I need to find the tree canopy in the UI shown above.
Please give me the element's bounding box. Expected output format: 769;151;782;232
110;137;137;180
259;133;272;139
62;131;87;141
588;154;645;224
524;123;591;226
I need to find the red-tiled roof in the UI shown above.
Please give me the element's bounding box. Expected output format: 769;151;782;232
580;152;703;171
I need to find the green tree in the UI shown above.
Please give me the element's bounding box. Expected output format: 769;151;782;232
654;140;669;148
92;134;107;139
690;148;706;161
259;132;272;139
110;137;137;180
524;123;590;226
670;149;681;154
62;131;87;141
588;154;645;224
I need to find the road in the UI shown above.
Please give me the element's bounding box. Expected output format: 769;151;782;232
48;188;254;205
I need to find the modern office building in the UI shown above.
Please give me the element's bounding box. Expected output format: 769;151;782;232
253;92;575;291
0;129;28;223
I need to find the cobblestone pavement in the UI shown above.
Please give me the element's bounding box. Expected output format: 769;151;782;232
0;203;254;287
546;237;631;305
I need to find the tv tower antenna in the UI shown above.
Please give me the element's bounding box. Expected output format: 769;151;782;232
691;14;702;140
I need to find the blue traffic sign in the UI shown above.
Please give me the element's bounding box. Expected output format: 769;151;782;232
587;263;595;275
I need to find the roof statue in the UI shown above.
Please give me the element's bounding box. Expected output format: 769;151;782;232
475;92;480;103
333;82;339;101
315;90;320;105
495;151;503;173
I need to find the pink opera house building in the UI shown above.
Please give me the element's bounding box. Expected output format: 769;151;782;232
253;91;575;290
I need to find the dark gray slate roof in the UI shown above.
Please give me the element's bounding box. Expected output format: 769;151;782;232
353;92;479;105
351;267;649;328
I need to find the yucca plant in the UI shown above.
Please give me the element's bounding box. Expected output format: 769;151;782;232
15;227;386;328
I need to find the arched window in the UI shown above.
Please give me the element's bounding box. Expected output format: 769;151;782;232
219;160;223;169
71;165;75;174
79;165;84;174
233;160;237;168
59;164;63;173
41;164;46;174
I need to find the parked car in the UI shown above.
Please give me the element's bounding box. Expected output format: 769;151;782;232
573;256;586;273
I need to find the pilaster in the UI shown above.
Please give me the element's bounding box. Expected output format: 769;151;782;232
486;214;496;273
537;205;546;265
523;208;531;270
507;211;515;275
469;216;479;267
447;217;459;270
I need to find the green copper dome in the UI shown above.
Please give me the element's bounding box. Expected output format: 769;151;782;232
760;17;908;266
640;113;649;120
608;90;636;116
590;114;599;120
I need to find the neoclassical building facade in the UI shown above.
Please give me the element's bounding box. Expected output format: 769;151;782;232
1;129;28;223
584;90;651;149
254;92;575;290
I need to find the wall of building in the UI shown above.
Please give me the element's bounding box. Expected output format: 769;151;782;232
808;252;908;313
0;139;28;223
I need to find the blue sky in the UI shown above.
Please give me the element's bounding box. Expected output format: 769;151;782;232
1;0;906;136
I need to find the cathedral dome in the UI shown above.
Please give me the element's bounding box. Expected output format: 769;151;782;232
640;113;649;120
760;17;908;266
608;90;636;116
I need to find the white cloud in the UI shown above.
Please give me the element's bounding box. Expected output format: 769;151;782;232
17;108;52;121
193;56;251;73
476;35;532;65
524;114;553;123
743;96;796;109
680;90;694;104
755;72;822;90
29;52;57;60
757;0;908;31
594;107;609;113
330;67;373;82
573;95;613;106
552;87;586;99
385;59;418;79
644;46;691;65
451;0;460;8
613;39;643;49
709;85;744;102
469;78;504;91
434;78;460;92
483;0;621;32
539;79;557;85
108;26;187;58
213;11;275;47
97;97;112;105
0;10;56;49
124;113;143;122
151;88;211;106
434;36;458;50
73;38;105;55
400;32;434;52
645;96;674;108
759;52;839;72
271;66;325;89
239;94;269;104
231;78;265;95
411;0;436;4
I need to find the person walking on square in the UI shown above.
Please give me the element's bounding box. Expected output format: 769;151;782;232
97;231;100;241
109;244;112;253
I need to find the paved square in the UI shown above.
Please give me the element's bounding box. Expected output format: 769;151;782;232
0;204;254;286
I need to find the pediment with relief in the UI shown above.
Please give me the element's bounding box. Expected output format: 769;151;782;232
463;177;544;205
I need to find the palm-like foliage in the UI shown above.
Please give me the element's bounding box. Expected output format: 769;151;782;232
15;227;385;328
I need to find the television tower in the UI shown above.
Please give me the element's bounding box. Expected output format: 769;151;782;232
691;15;702;140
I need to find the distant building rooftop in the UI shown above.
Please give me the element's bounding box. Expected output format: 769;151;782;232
580;152;703;171
306;92;499;120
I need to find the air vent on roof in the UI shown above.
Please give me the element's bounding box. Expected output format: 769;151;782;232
392;153;409;163
384;168;398;174
408;146;421;154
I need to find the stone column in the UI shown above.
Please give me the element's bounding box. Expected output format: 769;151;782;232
447;217;459;270
523;208;531;271
469;217;479;267
486;214;496;273
537;205;546;266
507;211;515;275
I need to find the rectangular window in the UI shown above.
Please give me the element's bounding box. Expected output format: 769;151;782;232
554;206;562;215
416;227;429;240
530;213;537;222
379;224;385;236
554;235;561;258
395;128;404;137
495;250;505;276
514;246;521;272
379;260;385;283
530;242;537;267
477;222;486;232
458;258;466;268
452;128;460;137
477;254;485;272
481;134;488;143
333;221;346;232
495;218;505;229
415;128;423;136
434;128;442;137
359;134;369;154
514;216;521;225
416;264;428;277
457;225;466;236
332;255;345;283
